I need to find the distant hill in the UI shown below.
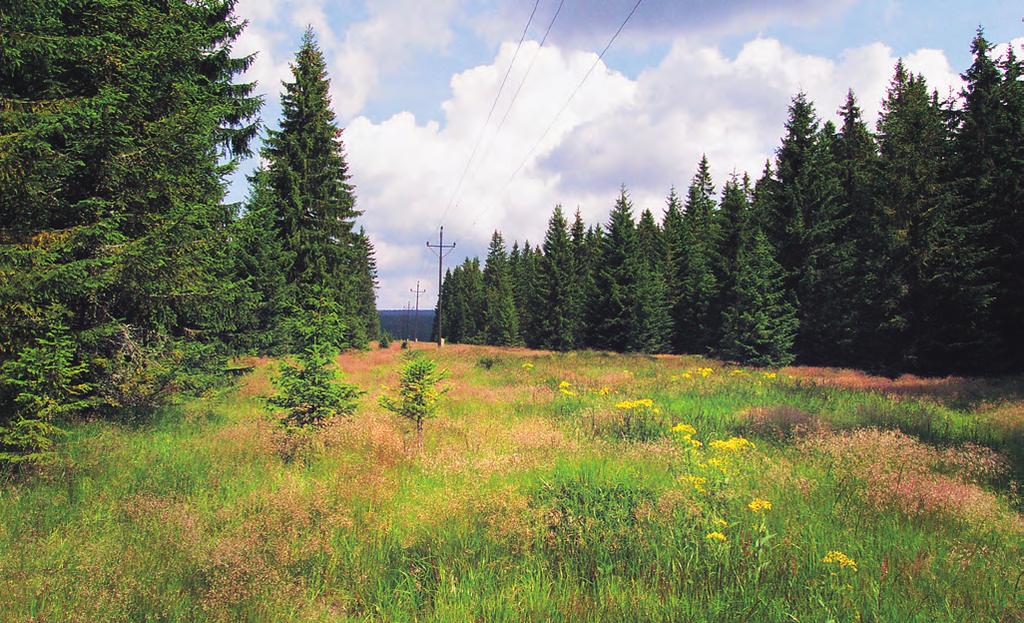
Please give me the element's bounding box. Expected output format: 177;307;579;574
378;309;435;341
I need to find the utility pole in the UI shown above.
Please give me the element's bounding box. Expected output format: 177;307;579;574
402;301;410;340
427;226;456;347
410;281;427;342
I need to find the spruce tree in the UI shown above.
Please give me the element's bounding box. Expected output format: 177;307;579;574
482;232;520;346
263;28;373;348
719;229;798;367
876;62;950;369
0;0;260;454
592;188;639;351
230;168;293;353
669;158;719;353
539;206;580;350
832;90;895;367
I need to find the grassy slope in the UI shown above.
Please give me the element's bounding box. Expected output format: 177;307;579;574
1;344;1022;622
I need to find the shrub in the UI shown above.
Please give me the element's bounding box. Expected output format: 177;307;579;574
379;332;392;349
400;339;409;350
0;323;90;466
379;357;448;448
476;355;502;370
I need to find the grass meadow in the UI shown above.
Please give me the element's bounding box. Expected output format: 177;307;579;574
1;344;1022;622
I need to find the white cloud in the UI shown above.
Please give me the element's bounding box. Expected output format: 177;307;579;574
343;35;968;307
330;0;460;119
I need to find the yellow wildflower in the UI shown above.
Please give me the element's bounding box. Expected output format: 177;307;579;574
598;386;611;396
521;362;534;371
705;531;727;542
710;437;756;452
559;388;578;397
748;498;772;513
680;474;707;493
699;367;714;378
558;380;571;389
706;457;728;473
713;518;728;527
821;550;858;571
672;423;697;436
763;372;777;379
682;372;693;380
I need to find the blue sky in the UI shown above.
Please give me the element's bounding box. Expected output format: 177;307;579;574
230;0;1022;309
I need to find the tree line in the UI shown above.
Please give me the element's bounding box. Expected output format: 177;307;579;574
436;30;1023;375
1;3;376;464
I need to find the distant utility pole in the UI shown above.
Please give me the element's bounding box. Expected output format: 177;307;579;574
402;301;410;340
410;281;427;342
427;226;456;347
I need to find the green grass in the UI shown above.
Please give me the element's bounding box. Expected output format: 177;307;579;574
1;346;1021;621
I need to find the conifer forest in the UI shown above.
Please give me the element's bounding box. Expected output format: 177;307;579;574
1;2;1023;621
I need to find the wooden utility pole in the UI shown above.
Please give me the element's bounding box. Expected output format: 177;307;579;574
426;226;456;347
410;281;427;342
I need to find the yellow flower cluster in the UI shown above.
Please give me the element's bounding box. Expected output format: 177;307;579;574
598;386;611;396
748;498;772;513
710;437;756;452
679;474;707;493
671;422;701;448
821;550;858;571
763;372;778;379
698;367;714;378
615;398;654;410
671;423;696;436
558;380;577;397
521;362;534;371
705;531;727;542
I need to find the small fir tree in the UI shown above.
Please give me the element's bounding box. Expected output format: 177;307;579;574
379;357;448;448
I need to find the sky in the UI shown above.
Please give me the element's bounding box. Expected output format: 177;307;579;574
228;0;1023;310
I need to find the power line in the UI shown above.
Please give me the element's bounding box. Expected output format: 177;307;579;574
468;0;645;230
505;0;644;189
477;0;566;167
435;0;541;229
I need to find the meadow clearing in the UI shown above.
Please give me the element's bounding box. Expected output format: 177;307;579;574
1;343;1022;622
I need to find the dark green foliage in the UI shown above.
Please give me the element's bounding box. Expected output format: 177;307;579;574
379;332;392;349
538;207;581;350
0;0;259;461
438;258;485;344
229;168;293;353
0;323;90;465
718;229;798;366
832;90;895;368
260;28;376;350
482;232;520;346
669;157;719;353
591;188;639;352
269;296;364;429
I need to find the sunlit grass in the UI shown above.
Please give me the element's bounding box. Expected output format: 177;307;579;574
1;345;1021;621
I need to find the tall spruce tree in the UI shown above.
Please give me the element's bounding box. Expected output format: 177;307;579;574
718;228;798;366
669;157;719;353
832;90;895;367
0;0;260;459
993;45;1024;368
876;61;949;369
263;28;373;348
539;206;580;350
482;232;520;346
592;187;639;351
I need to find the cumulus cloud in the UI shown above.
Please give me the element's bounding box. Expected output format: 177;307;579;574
342;35;970;307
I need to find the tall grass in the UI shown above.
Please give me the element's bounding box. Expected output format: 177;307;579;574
0;348;1020;621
